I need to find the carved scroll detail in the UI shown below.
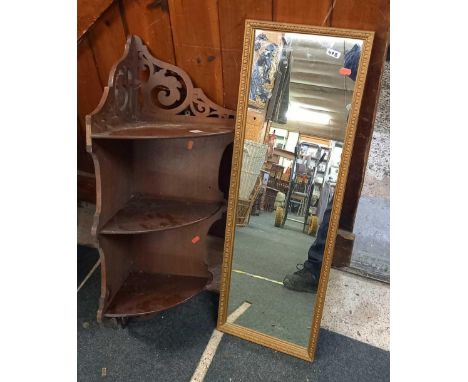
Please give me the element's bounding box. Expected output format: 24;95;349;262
137;41;193;116
87;35;235;138
135;36;235;120
86;38;141;135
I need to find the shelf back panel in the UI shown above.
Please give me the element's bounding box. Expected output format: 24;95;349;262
132;134;233;202
132;217;219;278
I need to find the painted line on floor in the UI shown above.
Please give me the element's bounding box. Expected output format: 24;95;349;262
190;302;252;382
226;301;252;324
77;259;101;293
233;269;283;285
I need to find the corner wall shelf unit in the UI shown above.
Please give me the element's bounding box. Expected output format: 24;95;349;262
86;35;235;322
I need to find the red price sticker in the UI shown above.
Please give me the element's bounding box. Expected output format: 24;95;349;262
339;67;352;76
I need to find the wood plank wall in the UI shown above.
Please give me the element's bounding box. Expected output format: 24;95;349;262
78;0;390;234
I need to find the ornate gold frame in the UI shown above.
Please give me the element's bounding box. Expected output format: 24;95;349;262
217;20;374;362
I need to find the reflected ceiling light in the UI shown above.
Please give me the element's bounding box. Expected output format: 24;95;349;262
286;104;331;125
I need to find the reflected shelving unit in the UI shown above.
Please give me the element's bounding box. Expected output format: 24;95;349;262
86;36;235;322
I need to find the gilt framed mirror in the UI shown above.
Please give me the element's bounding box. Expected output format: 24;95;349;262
217;20;374;361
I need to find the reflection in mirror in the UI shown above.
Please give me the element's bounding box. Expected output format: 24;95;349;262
227;30;363;347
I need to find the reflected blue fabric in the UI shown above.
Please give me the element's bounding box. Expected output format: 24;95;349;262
249;37;278;104
344;43;361;81
304;196;333;277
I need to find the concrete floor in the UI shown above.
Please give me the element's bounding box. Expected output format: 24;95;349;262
351;196;390;281
351;62;390;281
322;269;389;350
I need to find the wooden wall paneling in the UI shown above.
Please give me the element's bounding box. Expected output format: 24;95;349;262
78;171;97;203
168;0;224;105
88;2;127;85
77;117;90;174
330;0;390;232
77;38;103;173
273;0;332;26
78;0;115;39
78;116;95;203
218;0;273;110
122;0;176;64
244;108;267;142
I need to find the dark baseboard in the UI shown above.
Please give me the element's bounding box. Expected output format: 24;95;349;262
332;229;355;268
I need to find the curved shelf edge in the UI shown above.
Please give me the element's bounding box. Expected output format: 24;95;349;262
99;196;225;235
91;123;234;140
103;272;210;317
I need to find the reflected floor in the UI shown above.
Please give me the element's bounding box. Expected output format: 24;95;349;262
228;211;317;347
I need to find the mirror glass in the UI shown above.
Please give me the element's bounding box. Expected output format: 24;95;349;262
226;29;364;346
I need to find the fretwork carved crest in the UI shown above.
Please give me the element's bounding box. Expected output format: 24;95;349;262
89;35;235;132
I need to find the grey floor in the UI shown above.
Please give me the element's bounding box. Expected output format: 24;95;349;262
232;212;313;281
351;196;390;281
229;212;316;346
78;246;390;381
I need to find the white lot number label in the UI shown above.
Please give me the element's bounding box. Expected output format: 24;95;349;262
326;48;341;59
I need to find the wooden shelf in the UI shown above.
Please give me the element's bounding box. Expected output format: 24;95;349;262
87;36;235;321
273;148;295;159
100;195;223;234
92;122;233;140
104;272;209;317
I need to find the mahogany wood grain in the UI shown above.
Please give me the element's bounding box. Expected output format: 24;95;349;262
132;134;233;203
168;0;224;105
86;36;235;320
100;195;223;234
104;272;209;317
91;122;233;139
122;0;176;64
90;140;134;235
132;212;221;278
97;234;134;321
88;2;127;85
